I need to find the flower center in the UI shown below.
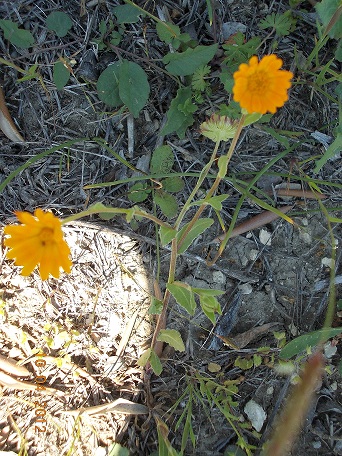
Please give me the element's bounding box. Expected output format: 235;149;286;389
39;227;54;246
248;71;269;94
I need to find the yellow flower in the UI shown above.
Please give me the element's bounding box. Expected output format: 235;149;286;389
233;55;293;114
200;114;238;142
4;209;72;280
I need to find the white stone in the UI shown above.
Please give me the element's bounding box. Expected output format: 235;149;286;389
244;400;267;432
321;257;334;268
259;229;272;246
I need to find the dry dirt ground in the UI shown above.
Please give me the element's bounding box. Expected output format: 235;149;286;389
0;1;341;455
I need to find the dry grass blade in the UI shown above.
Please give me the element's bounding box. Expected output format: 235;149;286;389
0;354;30;377
0;370;64;396
61;397;149;416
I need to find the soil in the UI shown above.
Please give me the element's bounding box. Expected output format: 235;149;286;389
0;1;341;456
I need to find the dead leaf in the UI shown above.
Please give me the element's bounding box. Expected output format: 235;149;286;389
0;85;24;142
230;323;279;349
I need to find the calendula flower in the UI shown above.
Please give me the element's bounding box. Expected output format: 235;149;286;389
200;114;238;142
233;55;293;114
4;209;72;280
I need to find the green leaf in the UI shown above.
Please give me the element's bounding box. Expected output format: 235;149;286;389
0;19;34;48
150;145;174;174
154;190;178;218
113;4;144;24
159;225;177;246
177;218;214;254
137;348;151;367
119;59;150;117
53;61;70;90
162;176;184;193
222;33;261;69
128;182;150;203
279;327;342;359
192;287;225;297
161;87;197;138
108;443;130;456
234;357;254;370
316;0;342;39
191;65;211;92
97;62;122;107
46;12;73;37
313;134;342;173
167;281;196;315
194;194;229;211
150;349;163;375
149;297;163;315
157;329;185;352
163;44;218;76
199;295;221;324
156;21;180;44
259;12;296;37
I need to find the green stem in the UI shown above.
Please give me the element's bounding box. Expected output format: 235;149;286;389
177;115;245;251
62;207;171;229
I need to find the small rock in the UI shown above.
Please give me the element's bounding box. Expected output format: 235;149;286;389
238;283;253;295
244;399;267;432
222;22;247;40
212;270;226;285
259;228;272;246
321;257;334;269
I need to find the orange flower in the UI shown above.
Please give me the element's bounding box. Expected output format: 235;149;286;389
4;209;72;280
233;55;293;114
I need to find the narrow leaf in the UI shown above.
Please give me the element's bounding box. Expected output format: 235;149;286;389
177;218;214;254
150;349;163;375
279;327;342;359
313;134;342;173
192;287;225;297
157;329;185;352
167;281;196;315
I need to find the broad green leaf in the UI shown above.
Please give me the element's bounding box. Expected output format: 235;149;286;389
156;21;180;44
128;182;150;203
218;155;229;178
234;357;254;370
162;176;184;193
97;62;121;107
192;287;225;297
137;348;151;367
119;59;150;117
53;61;70;90
157;329;185;352
150;349;163;375
200;295;221;324
313;134;342;173
177;218;214;254
161;87;197;138
154;190;178;218
149;297;163;315
167;281;196;315
46;12;72;37
150;145;174;174
113;4;144;24
163;44;218;76
0;19;34;48
279;327;342;359
316;0;342;39
159;225;177;246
